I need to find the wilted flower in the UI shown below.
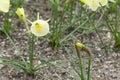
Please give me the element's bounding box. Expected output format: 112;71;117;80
16;7;26;21
0;0;10;12
30;20;49;37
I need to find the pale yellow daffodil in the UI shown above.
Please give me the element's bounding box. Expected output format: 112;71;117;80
99;0;108;6
80;0;100;11
0;0;10;12
89;0;100;11
16;7;26;21
109;0;115;3
80;0;115;11
30;20;49;37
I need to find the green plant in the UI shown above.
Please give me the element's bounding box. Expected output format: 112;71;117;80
79;1;119;51
49;0;75;49
75;41;92;80
0;7;50;75
64;41;92;80
1;13;11;35
104;1;120;47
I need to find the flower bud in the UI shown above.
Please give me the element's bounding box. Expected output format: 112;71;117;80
16;7;26;21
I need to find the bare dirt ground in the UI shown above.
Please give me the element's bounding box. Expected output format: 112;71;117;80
0;0;120;80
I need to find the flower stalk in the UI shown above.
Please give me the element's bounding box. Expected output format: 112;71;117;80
28;32;35;74
16;7;50;75
75;40;92;80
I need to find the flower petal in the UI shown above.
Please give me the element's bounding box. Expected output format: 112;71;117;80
0;0;10;12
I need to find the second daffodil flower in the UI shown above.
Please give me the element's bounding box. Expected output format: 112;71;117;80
80;0;115;11
0;0;10;13
30;20;49;37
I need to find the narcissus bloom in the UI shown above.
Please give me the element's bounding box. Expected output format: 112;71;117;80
16;8;26;21
109;0;115;2
88;0;100;11
31;20;49;37
0;0;10;12
80;0;115;11
99;0;108;6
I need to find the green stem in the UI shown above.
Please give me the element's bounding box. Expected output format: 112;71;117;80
3;13;11;35
87;55;92;80
84;11;105;48
75;45;85;80
79;56;85;80
28;32;34;74
4;29;18;51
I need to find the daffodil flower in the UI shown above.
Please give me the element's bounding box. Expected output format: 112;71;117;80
16;7;26;21
0;0;10;12
109;0;115;3
99;0;108;6
30;20;49;37
88;0;100;11
80;0;115;11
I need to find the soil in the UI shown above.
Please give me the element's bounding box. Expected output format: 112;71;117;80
0;0;120;80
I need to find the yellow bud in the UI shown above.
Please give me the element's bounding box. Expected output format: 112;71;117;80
16;7;26;21
75;42;85;49
0;0;10;13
